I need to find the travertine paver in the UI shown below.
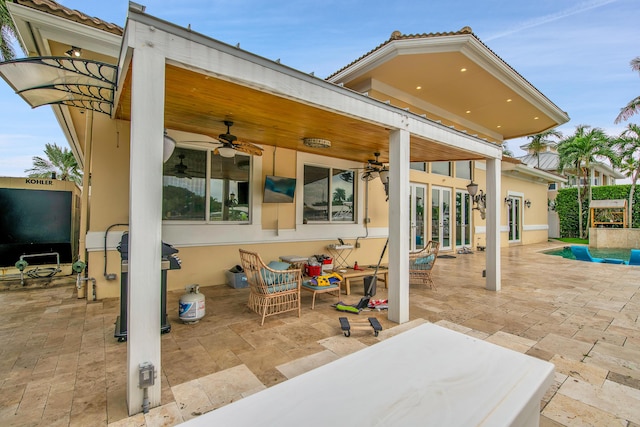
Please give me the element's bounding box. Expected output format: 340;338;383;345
0;241;638;427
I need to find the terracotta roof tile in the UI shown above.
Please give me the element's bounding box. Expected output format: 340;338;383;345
14;0;123;36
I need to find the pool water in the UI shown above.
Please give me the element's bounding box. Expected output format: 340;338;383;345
544;246;631;261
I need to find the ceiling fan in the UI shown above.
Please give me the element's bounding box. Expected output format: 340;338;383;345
211;120;263;158
174;154;191;179
358;152;387;181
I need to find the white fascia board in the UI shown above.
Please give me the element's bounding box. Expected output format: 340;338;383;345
408;118;502;159
512;164;568;183
125;12;501;160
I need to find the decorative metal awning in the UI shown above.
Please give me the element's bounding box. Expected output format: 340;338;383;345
0;57;117;115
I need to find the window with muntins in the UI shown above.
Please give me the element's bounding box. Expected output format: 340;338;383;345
303;165;354;222
162;147;251;223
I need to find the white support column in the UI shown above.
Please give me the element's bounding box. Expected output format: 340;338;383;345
485;158;501;291
77;110;93;299
127;46;166;415
387;128;410;323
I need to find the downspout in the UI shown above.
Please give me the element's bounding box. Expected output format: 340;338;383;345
354;178;370;248
77;110;94;299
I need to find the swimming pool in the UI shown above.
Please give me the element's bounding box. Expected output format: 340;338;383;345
544;246;631;261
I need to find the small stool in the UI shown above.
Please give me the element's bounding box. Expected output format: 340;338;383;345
301;282;340;309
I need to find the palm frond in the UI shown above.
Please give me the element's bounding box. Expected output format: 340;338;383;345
614;96;640;124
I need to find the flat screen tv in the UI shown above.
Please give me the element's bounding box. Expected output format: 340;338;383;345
263;175;296;203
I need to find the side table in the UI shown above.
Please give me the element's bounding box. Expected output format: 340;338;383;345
326;244;354;268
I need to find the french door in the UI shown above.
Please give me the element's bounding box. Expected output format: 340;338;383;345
455;191;472;248
431;186;451;251
507;196;522;242
409;183;427;252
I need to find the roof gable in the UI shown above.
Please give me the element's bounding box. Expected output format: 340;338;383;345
327;29;569;142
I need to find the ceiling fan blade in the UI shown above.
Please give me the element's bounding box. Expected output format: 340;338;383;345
361;171;377;181
234;141;263;156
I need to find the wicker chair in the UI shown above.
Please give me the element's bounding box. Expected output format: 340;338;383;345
409;240;440;290
239;249;302;325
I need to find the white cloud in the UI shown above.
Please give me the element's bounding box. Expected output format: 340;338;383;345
485;0;619;41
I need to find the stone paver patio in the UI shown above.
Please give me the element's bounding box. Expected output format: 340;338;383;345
0;241;639;426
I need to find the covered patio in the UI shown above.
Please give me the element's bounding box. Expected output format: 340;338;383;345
0;241;639;426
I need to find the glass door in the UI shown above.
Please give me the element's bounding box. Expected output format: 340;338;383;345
507;196;521;242
455;190;472;248
409;183;427;251
431;186;451;251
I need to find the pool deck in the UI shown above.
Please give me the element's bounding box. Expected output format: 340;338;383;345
0;240;639;426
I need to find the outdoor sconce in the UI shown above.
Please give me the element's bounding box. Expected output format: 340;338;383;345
227;192;237;207
525;199;532;208
504;197;512;208
467;181;486;208
467;181;486;219
65;46;82;57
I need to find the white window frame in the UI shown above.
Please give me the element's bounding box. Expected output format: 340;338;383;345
297;152;363;226
162;145;253;225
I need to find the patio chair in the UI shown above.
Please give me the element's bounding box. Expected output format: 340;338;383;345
239;249;301;325
409;240;440;290
628;249;640;266
570;246;603;263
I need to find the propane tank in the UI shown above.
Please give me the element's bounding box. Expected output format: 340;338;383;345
179;284;205;323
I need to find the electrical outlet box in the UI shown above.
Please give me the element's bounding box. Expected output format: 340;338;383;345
365;218;371;223
355;242;361;248
139;362;155;387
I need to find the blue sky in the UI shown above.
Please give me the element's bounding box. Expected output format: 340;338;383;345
1;0;638;177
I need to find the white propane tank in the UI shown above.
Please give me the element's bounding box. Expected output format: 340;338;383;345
179;284;205;323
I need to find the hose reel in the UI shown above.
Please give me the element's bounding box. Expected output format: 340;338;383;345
15;259;28;271
72;260;87;273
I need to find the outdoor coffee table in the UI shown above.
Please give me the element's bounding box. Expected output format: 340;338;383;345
339;268;388;295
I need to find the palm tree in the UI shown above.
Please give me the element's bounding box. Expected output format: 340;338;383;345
333;187;346;204
1;0;23;61
25;143;82;184
614;56;640;124
525;128;563;168
501;142;513;157
612;123;640;226
557;125;618;238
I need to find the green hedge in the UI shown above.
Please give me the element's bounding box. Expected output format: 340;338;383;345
556;185;640;237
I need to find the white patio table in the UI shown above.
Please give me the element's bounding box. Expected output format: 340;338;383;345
180;322;554;427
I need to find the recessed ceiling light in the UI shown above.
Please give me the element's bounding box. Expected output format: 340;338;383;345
497;125;502;128
416;86;422;90
534;116;539;120
460;68;467;72
465;110;471;114
506;98;512;103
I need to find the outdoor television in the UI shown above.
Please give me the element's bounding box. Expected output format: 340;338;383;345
263;175;296;203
